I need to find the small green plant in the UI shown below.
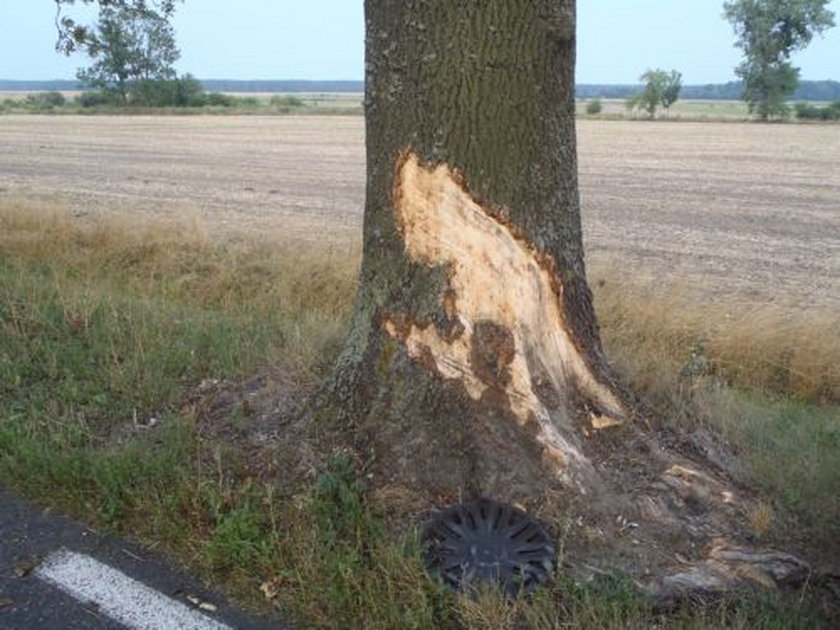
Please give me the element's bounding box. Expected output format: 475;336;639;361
310;455;378;544
585;98;603;115
206;485;275;571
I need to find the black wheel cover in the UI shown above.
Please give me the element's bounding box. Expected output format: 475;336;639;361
422;497;554;596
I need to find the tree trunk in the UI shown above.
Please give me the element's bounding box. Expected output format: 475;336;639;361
327;0;626;500
317;0;811;600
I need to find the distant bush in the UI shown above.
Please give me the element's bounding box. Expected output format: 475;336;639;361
203;92;236;107
24;91;66;108
1;98;21;112
236;96;261;108
794;101;840;121
77;91;114;107
794;103;820;119
130;75;207;107
75;75;230;109
5;84;315;114
585;98;603;115
269;95;304;109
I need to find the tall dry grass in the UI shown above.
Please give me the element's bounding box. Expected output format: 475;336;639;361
0;197;359;382
591;273;840;406
4;196;836;402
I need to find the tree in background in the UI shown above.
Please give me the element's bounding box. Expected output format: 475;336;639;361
634;68;683;118
76;5;180;105
660;69;683;113
724;0;835;119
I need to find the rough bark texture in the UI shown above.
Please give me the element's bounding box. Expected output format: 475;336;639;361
316;0;813;601
328;0;626;500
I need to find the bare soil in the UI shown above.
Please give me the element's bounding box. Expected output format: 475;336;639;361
1;115;837;308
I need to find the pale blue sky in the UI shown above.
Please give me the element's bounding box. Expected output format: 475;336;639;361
1;1;838;84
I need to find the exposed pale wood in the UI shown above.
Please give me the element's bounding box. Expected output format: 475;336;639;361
386;152;627;489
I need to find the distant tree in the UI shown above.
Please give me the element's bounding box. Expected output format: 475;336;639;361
76;5;180;105
723;0;835;120
660;70;683;113
635;68;682;118
638;69;666;117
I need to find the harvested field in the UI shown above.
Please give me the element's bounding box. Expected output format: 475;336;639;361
0;115;837;308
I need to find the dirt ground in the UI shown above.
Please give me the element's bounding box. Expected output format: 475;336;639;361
1;115;837;308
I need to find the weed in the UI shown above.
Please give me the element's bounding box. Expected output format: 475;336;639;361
751;501;775;540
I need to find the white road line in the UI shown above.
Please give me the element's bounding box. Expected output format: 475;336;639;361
35;549;233;630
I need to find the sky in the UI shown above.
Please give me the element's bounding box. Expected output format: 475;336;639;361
0;1;838;84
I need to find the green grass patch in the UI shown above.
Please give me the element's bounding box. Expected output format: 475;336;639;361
0;199;355;572
699;390;840;543
577;99;753;121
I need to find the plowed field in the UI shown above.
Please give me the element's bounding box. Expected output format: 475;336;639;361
1;115;837;307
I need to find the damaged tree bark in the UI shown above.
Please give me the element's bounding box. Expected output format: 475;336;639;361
317;0;812;601
385;151;628;492
330;0;625;500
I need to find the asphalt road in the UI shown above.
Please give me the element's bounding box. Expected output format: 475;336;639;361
0;488;285;630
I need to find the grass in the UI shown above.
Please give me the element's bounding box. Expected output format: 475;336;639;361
591;274;840;547
0;197;355;556
591;275;840;405
0;91;364;116
577;99;752;121
1;199;838;628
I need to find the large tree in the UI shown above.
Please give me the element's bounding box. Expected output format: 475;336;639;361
57;0;813;601
323;0;810;600
330;0;628;499
724;0;835;119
